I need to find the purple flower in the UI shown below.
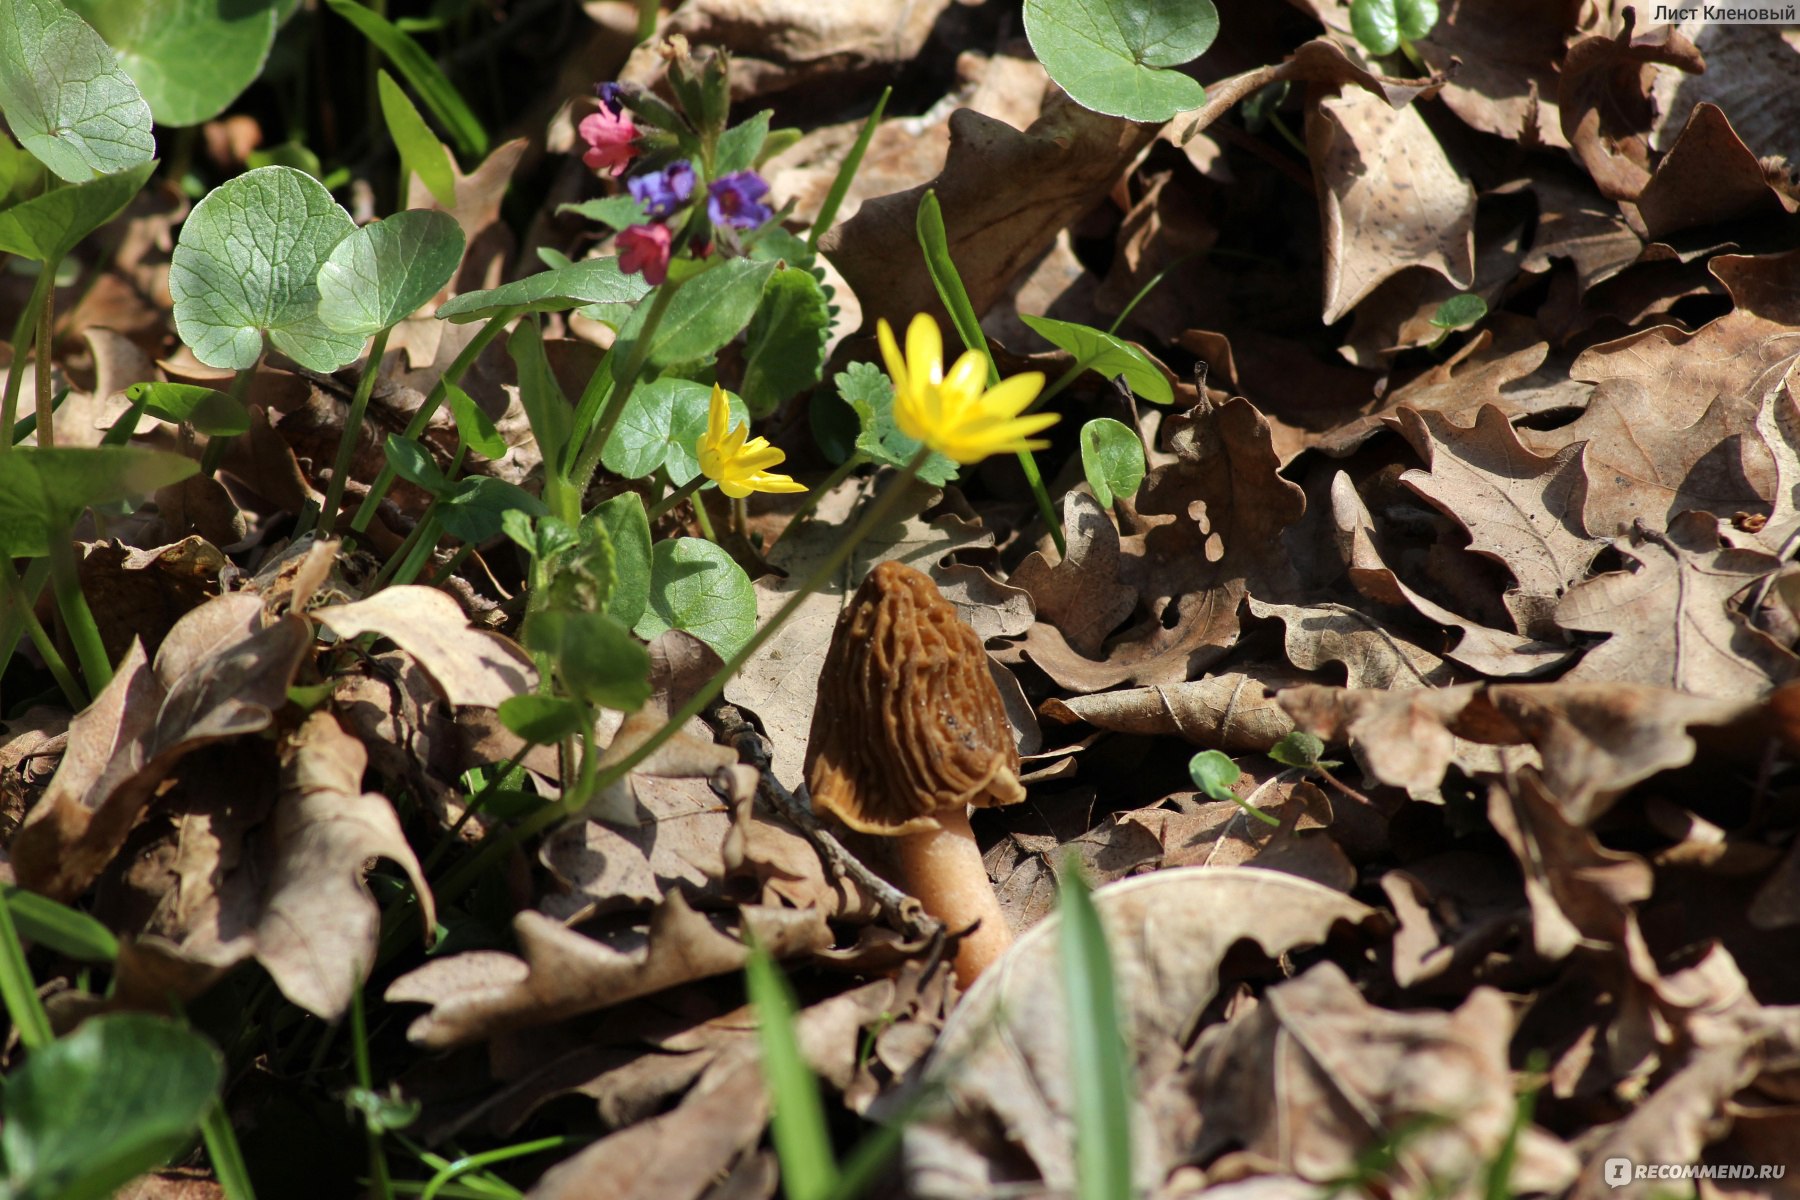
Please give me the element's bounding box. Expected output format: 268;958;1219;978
707;171;773;230
594;81;627;116
628;160;695;219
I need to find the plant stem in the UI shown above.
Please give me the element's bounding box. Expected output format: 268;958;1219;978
0;560;86;709
0;894;53;1050
645;474;704;523
690;490;718;541
1017;448;1065;556
1;265;55;449
566;279;681;513
389;513;443;587
34;260;55;447
435;449;931;906
0;557;51;685
202;1099;260;1200
47;530;111;691
352;312;517;535
351;988;395;1200
319;327;393;538
419;1137;581;1200
202;366;259;476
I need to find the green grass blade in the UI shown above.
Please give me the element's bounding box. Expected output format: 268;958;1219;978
745;942;838;1200
913;190;995;385
202;1098;260;1200
324;0;488;158
809;87;890;252
0;891;54;1049
1058;859;1133;1200
1;885;119;962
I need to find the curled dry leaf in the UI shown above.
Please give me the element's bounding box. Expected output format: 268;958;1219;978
1306;83;1475;324
386;894;832;1049
1039;670;1302;752
1635;103;1798;242
1247;597;1455;689
1188;962;1580;1197
12;593;311;900
1559;17;1704;202
904;868;1380;1198
314;584;535;709
1009;492;1138;659
1413;0;1574;147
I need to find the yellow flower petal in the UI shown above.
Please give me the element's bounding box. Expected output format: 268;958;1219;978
877;318;909;400
905;313;943;388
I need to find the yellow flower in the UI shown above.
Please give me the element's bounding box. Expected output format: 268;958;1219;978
877;313;1055;465
696;384;807;499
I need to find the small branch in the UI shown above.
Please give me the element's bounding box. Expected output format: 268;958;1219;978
709;701;943;944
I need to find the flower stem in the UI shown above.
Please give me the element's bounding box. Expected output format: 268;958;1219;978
645;474;704;523
566;278;681;513
351;310;518;535
34;260;55;447
0;559;85;709
434;448;931;906
48;529;111;691
318;327;393;538
1;265;55;450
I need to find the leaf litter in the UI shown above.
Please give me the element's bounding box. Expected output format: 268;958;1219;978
6;2;1800;1198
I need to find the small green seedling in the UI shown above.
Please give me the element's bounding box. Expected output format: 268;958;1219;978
1080;417;1146;509
1188;749;1281;827
1350;0;1439;66
1267;731;1343;772
1427;292;1488;349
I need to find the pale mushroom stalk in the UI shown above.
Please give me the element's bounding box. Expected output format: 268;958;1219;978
805;561;1029;987
893;806;1015;983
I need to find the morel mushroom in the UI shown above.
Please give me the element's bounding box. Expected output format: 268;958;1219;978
805;560;1026;983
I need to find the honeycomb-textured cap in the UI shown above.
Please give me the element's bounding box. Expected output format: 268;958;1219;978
805;561;1025;836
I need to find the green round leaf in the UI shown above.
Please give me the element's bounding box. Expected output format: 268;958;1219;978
1023;0;1215;122
0;159;153;261
435;257;649;324
634;537;757;659
438;476;544;544
1430;292;1488;331
1079;417;1146;509
497;693;588;744
1350;0;1437;55
2;1013;222;1200
169;165;361;371
741;266;829;418
522;608;651;713
592;493;651;628
1019;313;1173;405
0;0;156;182
66;0;279;127
602;378;748;486
0;446;199;557
1187;749;1240;800
1268;731;1327;769
123;382;249;436
316;207;465;336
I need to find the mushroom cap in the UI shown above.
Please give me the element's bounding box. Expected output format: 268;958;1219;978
805;560;1025;836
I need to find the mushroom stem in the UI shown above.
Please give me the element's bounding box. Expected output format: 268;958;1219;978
894;806;1012;984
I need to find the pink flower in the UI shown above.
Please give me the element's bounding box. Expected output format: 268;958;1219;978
618;223;673;285
578;107;637;177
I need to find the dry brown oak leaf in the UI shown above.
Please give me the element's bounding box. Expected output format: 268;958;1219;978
1634;102;1799;243
12;592;310;901
1306;79;1475;324
1554;512;1796;697
1021;398;1304;692
1558;15;1703;203
1393;404;1605;638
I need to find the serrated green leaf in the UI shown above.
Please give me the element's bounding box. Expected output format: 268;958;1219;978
446;382;506;459
522;608;650;712
1079;417;1145;508
0;446;199;556
323;0;486;158
316;207;464;336
1022;0;1214;122
0;0;156;182
2;1013;222;1200
497;693;587;744
382;434;446;494
169;165;361;371
715;110;771;175
435;257;648;323
378;69;454;207
741;266;829;418
438;476;542;544
1019;313;1173;405
558;194;648;232
0;159;153;261
123;382;249;436
838;361;958;485
592;492;650;628
611;257;776;373
634;536;757;659
65;0;278;127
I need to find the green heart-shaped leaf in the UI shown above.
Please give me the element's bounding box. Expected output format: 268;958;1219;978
634;536;757;660
0;446;199;556
1350;0;1439;56
316;207;465;336
522;608;651;712
1019;313;1173;405
1079;417;1146;508
0;159;153;261
741;266;830;418
169;165;361;371
1023;0;1215;122
65;0;279;127
2;1013;222;1200
0;0;155;182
